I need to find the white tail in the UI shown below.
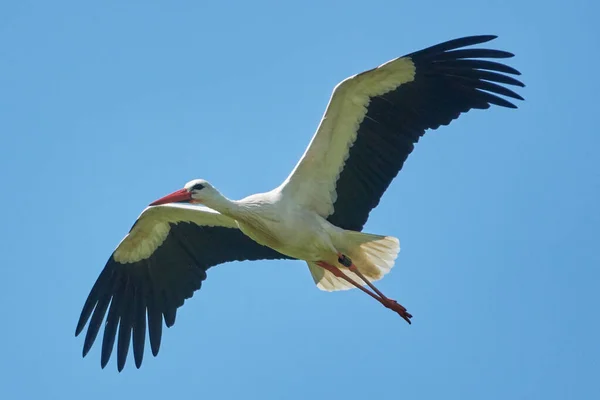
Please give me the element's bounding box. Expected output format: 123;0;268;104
307;231;400;292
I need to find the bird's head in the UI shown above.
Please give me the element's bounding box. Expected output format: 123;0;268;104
149;179;218;206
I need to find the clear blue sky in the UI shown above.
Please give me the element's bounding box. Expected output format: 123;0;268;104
1;1;597;399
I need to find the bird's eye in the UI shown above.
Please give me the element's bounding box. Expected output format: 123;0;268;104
191;183;205;191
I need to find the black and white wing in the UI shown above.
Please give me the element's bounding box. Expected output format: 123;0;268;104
75;203;291;371
279;35;524;231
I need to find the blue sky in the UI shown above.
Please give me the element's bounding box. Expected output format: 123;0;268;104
1;0;598;398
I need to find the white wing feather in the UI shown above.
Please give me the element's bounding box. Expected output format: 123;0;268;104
113;204;238;263
277;56;416;218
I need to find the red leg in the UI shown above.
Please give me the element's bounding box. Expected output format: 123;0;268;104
316;261;383;304
317;260;412;324
348;263;412;324
337;253;412;323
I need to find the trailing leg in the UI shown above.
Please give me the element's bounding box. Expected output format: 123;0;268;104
337;253;412;324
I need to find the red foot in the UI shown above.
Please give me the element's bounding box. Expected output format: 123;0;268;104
383;299;413;324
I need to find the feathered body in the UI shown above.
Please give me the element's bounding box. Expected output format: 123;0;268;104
199;187;399;289
75;35;524;371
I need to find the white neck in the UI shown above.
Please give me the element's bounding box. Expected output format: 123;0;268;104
202;189;243;218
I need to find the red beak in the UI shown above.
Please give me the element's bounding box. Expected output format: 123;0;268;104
149;188;192;206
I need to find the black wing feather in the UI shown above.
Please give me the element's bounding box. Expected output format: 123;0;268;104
76;221;291;371
327;35;524;231
132;281;147;368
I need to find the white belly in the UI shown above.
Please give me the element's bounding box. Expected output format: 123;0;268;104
235;209;336;262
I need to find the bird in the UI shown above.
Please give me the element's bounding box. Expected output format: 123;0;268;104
75;35;524;371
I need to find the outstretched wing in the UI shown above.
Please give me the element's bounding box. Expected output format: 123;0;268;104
75;203;291;371
279;35;524;231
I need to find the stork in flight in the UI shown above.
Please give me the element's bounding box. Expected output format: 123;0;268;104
76;35;524;371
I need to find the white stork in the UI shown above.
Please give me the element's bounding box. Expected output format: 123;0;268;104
75;35;524;371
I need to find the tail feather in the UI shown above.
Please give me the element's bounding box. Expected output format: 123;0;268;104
308;231;400;292
307;262;356;291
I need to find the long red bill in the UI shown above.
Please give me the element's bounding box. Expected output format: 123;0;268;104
149;188;192;206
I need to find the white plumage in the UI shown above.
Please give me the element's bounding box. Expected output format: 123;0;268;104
76;35;524;371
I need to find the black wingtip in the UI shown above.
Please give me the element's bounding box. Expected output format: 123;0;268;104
147;294;162;357
75;307;92;338
471;34;498;43
116;296;133;373
75;221;266;371
491;50;514;58
75;313;88;337
151;341;161;357
409;34;499;58
82;316;102;359
441;34;499;49
407;35;525;111
164;308;177;328
132;295;147;369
